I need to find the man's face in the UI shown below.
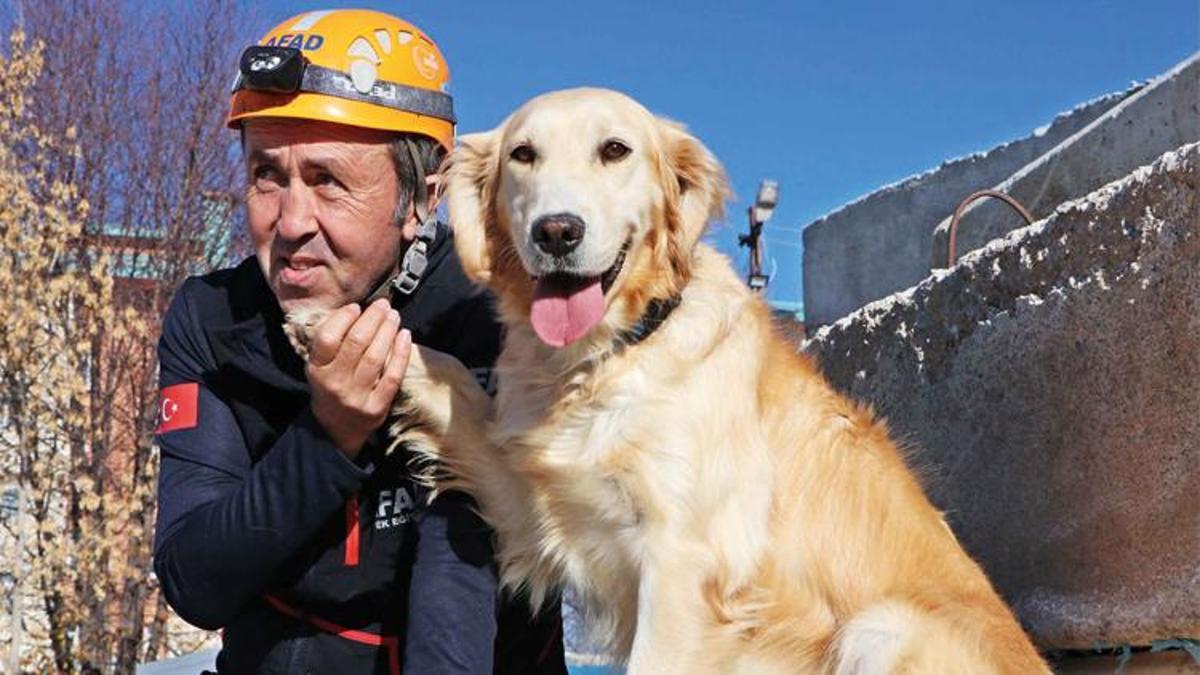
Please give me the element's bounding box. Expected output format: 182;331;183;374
244;118;402;314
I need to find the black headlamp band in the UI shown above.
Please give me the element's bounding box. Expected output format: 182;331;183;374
234;48;456;123
300;64;456;123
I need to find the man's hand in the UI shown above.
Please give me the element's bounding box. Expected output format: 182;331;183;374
307;298;413;458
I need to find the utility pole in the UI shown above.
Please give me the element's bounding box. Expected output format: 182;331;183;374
739;180;779;292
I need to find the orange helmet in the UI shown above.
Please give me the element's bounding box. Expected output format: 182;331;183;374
227;9;454;149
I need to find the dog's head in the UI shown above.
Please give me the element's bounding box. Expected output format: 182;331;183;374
447;87;729;348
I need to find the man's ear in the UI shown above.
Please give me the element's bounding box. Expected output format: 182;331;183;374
445;130;500;283
425;172;443;213
656;119;732;271
402;173;444;241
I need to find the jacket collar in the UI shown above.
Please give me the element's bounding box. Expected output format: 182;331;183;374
208;262;309;396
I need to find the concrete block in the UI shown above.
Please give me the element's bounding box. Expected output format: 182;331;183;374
804;143;1200;649
932;52;1200;269
801;84;1135;328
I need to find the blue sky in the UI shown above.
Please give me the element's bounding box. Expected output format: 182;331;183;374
256;0;1198;309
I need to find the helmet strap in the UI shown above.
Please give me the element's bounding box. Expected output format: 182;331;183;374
393;137;438;295
359;138;439;306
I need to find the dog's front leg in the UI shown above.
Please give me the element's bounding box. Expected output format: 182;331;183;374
390;345;495;493
283;311;498;494
625;548;722;675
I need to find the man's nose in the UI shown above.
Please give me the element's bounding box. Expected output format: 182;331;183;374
277;186;318;240
531;212;586;257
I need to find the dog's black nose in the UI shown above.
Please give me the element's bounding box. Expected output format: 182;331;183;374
531;213;586;257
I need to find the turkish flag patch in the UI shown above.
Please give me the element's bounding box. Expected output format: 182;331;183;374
157;382;199;433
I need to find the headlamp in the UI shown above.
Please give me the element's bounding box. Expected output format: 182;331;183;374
238;46;307;94
232;45;456;123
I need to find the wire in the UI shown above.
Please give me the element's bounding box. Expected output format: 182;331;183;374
763;237;803;250
764;224;806;235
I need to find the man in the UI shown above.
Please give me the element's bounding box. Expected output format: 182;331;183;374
152;10;566;674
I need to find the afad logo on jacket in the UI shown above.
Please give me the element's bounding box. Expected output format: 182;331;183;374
374;487;415;530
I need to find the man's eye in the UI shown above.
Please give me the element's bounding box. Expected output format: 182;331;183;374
252;166;283;187
313;172;345;189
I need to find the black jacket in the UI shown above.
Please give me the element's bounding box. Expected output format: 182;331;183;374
153;225;565;674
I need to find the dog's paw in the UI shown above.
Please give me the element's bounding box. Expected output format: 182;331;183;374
282;307;331;360
283;308;329;361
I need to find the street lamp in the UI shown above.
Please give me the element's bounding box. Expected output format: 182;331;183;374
739;179;779;292
753;180;779;224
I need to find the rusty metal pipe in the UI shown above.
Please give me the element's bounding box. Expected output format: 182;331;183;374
945;190;1034;267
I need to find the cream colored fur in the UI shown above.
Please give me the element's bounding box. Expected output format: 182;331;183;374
287;88;1049;674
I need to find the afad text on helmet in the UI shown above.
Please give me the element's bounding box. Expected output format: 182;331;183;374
264;33;325;52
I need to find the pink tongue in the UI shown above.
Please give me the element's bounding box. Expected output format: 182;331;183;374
530;275;605;347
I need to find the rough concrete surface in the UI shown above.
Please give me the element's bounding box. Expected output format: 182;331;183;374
932;52;1200;269
804;143;1200;649
801;84;1135;328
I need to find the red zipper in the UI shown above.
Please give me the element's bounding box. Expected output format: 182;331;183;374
344;492;360;567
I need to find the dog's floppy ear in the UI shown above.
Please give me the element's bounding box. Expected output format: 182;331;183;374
446;130;501;283
657;119;731;262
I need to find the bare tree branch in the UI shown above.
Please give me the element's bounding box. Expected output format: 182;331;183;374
0;2;254;670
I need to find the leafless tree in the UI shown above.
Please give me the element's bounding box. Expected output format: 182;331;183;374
0;1;256;671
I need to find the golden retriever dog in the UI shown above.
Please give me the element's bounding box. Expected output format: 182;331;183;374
289;87;1049;674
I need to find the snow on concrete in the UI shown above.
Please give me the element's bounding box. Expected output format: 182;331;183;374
804;142;1200;649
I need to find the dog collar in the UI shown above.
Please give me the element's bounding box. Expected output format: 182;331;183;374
615;295;681;348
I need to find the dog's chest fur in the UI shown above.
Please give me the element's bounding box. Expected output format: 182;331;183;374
488;338;689;635
496;345;660;538
486;300;767;656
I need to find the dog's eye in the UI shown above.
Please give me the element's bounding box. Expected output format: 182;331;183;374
600;140;631;163
509;144;537;164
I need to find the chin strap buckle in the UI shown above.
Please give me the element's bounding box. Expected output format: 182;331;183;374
393;224;434;296
393;138;438;296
